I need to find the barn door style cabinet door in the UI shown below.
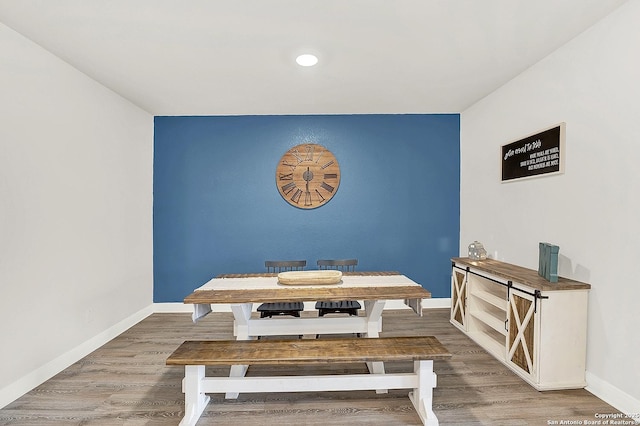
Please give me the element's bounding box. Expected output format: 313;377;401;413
450;267;467;330
507;288;537;379
450;257;590;391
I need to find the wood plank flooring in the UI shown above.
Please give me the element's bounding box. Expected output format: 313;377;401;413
0;309;619;425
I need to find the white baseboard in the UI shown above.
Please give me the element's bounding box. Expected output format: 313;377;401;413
585;371;640;423
153;302;194;312
0;304;153;409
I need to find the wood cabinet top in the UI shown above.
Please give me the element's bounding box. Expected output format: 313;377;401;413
452;257;591;291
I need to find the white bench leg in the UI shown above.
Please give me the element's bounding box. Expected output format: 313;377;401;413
181;365;210;426
227;304;253;399
409;360;439;426
363;300;388;393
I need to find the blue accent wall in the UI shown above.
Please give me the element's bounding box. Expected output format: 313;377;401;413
153;114;460;302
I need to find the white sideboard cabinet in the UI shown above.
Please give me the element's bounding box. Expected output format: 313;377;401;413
450;257;590;391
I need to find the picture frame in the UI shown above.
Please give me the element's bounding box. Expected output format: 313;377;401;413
501;123;566;182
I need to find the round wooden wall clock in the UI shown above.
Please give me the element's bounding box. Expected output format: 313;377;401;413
275;143;340;209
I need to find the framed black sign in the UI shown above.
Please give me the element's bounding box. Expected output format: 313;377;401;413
501;123;565;182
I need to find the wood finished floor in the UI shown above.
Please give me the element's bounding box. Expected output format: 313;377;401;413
1;309;618;425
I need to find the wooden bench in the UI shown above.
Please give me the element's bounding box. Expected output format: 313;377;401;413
166;336;451;426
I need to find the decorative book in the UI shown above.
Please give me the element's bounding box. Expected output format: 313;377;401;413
538;242;559;283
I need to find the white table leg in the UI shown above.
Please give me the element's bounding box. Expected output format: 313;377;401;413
363;300;385;338
226;303;253;399
231;303;253;338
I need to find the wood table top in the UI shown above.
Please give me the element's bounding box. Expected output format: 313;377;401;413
185;285;431;304
185;272;430;304
216;271;401;278
166;336;451;366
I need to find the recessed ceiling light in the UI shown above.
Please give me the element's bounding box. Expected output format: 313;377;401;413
296;54;318;67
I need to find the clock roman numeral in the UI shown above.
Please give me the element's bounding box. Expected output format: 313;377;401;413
304;145;314;162
320;182;334;193
291;188;303;203
281;182;296;195
304;191;312;206
324;173;337;179
291;149;304;164
321;160;334;169
279;172;293;180
315;189;325;203
282;160;297;172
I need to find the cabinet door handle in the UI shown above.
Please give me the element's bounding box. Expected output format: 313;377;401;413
504;319;509;332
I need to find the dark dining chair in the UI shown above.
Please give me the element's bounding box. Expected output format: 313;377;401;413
315;259;361;317
256;260;306;318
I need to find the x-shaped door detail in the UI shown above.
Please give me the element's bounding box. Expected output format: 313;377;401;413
508;292;536;375
451;270;467;328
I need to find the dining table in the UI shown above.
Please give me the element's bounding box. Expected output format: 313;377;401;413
183;271;432;398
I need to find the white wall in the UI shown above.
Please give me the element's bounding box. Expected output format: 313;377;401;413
460;0;639;413
0;23;153;407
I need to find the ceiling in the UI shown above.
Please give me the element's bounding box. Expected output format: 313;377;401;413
0;0;629;116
